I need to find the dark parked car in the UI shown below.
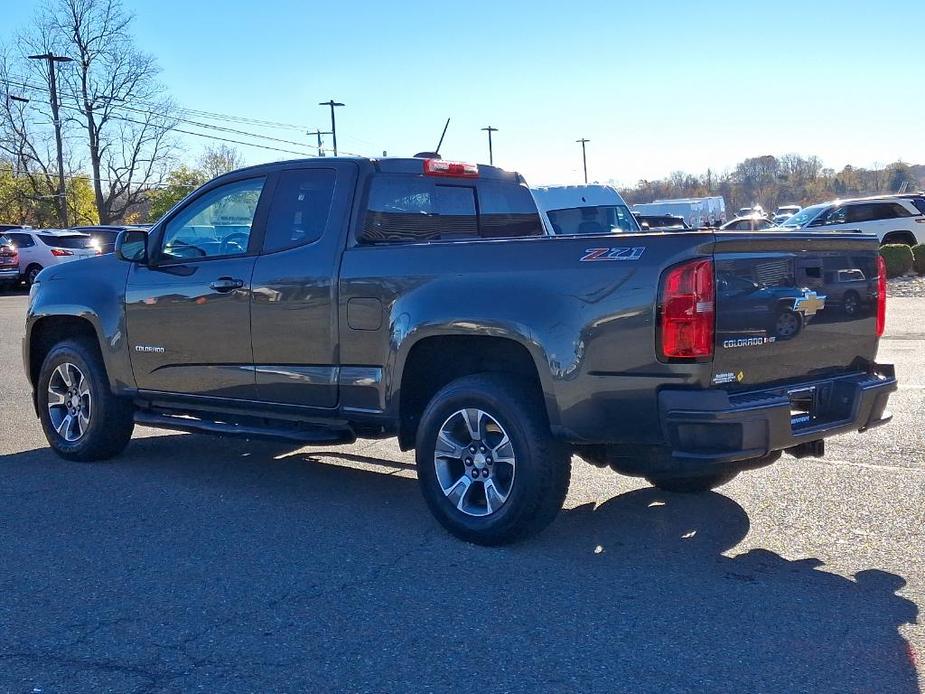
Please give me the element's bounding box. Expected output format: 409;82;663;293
633;213;689;230
71;225;149;255
720;215;776;231
23;156;896;545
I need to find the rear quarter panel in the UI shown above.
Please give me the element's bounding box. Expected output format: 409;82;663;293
338;231;715;443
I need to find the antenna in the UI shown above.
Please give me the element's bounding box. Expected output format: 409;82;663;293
435;118;450;155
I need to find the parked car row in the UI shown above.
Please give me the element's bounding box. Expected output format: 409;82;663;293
3;186;922;294
0;225;148;289
630;191;925;246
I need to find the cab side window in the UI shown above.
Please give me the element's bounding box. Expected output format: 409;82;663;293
263;169;336;252
161;178;265;261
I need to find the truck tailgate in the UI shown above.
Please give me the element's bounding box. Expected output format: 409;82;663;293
711;232;881;388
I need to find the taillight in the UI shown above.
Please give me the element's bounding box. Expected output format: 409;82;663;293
423;158;479;178
50;248;73;257
659;258;715;360
876;255;886;337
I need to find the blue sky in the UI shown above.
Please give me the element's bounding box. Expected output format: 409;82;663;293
5;0;925;185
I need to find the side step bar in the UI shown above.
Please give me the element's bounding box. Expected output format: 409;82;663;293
134;410;356;446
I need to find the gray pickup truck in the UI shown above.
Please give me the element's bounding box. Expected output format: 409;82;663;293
23;157;896;544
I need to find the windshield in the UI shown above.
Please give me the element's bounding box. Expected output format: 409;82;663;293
780;204;826;228
546;205;640;235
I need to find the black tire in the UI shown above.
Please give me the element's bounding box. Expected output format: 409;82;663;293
773;308;802;340
646;471;738;493
37;338;135;462
415;374;571;546
25;264;43;286
842;290;861;316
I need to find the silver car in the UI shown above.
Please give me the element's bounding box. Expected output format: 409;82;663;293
2;229;100;286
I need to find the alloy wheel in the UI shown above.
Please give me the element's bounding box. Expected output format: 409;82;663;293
47;362;92;442
433;408;516;517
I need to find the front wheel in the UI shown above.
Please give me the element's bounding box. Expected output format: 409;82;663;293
415;374;571;545
646;471;738;493
773;308;802;340
37;339;135;461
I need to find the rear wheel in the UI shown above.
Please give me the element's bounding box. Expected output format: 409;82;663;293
37;339;135;461
646;471;738;493
415;374;570;545
25;264;42;286
842;290;861;316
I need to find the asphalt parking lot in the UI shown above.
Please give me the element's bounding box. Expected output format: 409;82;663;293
0;290;922;693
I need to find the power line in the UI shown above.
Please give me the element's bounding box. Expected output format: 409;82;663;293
2;73;312;132
1;75;365;156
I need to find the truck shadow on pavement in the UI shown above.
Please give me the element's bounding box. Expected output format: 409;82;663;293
0;433;919;692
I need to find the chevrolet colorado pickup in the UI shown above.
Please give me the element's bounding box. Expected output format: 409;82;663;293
23;157;897;544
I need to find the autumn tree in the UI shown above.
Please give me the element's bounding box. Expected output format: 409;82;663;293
145;165;206;221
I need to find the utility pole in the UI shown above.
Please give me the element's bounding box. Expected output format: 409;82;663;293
307;128;331;157
576;138;590;184
481;126;498;165
27;53;73;227
318;100;344;156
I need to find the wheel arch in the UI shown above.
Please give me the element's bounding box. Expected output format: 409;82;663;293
392;329;559;451
27;315;102;411
881;230;916;246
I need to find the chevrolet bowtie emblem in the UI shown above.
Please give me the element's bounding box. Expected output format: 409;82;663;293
793;290;826;316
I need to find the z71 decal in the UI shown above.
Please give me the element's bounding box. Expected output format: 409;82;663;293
579;246;646;262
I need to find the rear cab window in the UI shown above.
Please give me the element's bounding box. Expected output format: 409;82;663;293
359;170;542;244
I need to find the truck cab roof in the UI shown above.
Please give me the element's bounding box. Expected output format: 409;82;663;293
209;156;526;184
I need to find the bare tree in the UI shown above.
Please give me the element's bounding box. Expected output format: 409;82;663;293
31;0;178;223
0;51;86;225
199;144;245;181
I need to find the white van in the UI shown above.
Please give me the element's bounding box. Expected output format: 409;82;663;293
530;185;640;235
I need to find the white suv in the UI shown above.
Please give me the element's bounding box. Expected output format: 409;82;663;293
2;229;100;285
779;194;925;245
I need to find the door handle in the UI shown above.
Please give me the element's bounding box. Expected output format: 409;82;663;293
210;277;244;292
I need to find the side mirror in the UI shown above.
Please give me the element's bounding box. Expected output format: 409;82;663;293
115;229;148;263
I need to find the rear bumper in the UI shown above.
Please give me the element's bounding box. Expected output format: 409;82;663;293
0;267;20;280
658;364;896;467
